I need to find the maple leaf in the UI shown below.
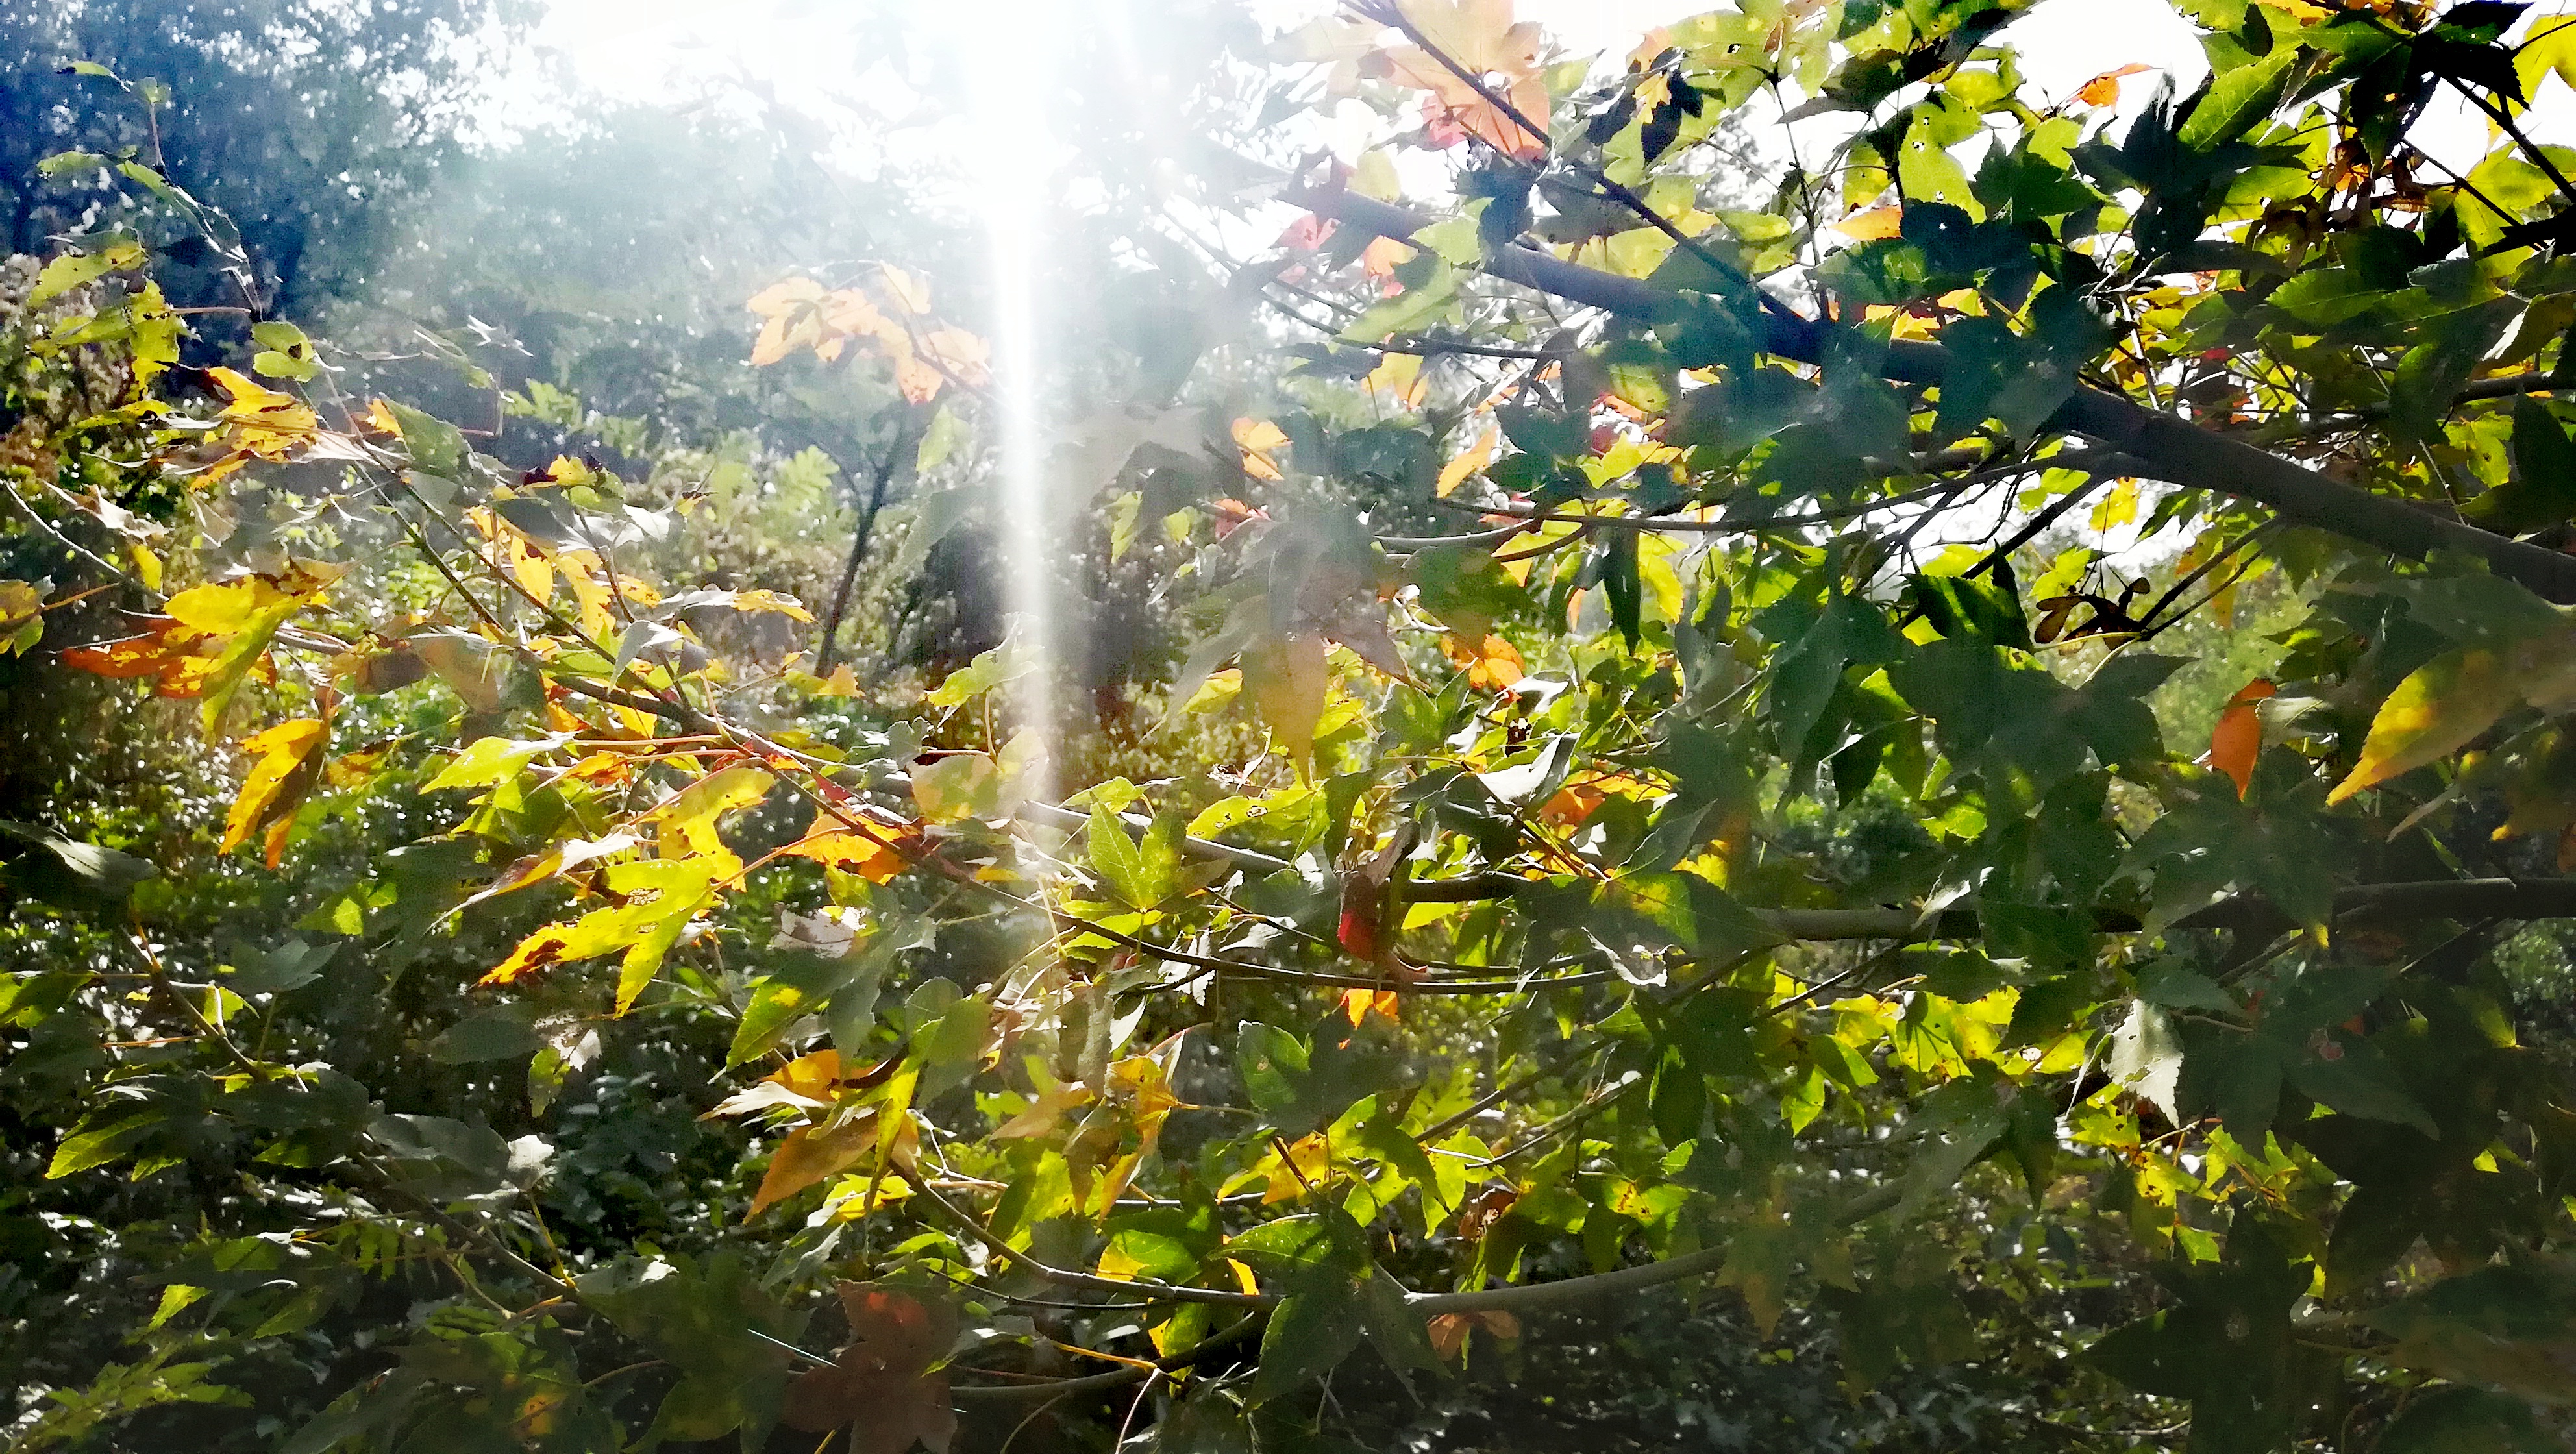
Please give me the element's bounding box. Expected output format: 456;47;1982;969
2207;678;2277;798
776;806;913;884
1380;0;1550;160
781;1283;958;1454
1441;631;1524;689
221;717;328;867
1437;421;1498;497
61;618;230;698
195;367;320;484
1244;631;1329;767
1232;417;1288;481
1829;204;1905;241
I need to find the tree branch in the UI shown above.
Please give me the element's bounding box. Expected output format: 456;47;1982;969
1285;186;2576;604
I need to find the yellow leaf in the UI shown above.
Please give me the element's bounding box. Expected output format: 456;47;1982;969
750;1117;878;1219
1437;422;1498;497
1363;351;1428;406
1185;668;1243;714
1393;0;1543;76
1262;1133;1332;1203
877;264;933;315
1360;235;1417;280
769;1049;848;1102
164;576;293;636
653;764;774;867
746;277;826;317
1243;632;1329;767
1339;987;1401;1026
221;718;327;863
995;1082;1095;1139
1829;204;1905;241
2328;649;2510;805
1095;1240;1150;1283
1232;417;1287;481
199;367;320;480
919;327;991;388
2090;477;2141;533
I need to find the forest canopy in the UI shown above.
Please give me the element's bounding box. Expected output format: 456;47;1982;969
7;1;2576;1452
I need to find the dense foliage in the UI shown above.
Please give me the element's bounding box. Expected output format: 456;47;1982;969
8;1;2576;1451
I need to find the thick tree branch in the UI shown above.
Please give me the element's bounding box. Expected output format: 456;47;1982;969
1286;186;2576;604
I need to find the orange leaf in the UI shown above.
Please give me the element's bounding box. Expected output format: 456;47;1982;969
2075;63;2155;107
1830;204;1905;241
778;809;911;883
1428;1309;1521;1361
2207;678;2276;798
769;1049;849;1102
1442;632;1524;690
1339;987;1402;1026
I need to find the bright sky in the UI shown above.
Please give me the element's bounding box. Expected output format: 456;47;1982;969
524;0;2567;179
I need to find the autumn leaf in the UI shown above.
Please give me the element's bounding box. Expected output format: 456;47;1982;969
2328;649;2510;805
1244;632;1330;767
1442;631;1524;689
1381;0;1550;160
479;857;719;1011
1339;987;1402;1026
780;1283;958;1454
652;763;773;875
162;564;340;732
776;806;912;884
749;1116;880;1218
0;579;44;656
1829;204;1904;241
1428;1309;1520;1361
1233;417;1288;481
221;718;328;867
2208;678;2277;798
61;618;230;698
1437;421;1498;497
2074;63;2154;107
197;367;321;484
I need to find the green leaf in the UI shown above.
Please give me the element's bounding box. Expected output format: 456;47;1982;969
27;240;144;308
2368;1259;2576;1404
430;1005;544;1064
2377;1386;2559;1454
2177;46;2296;151
0;821;156;911
384;401;467;478
2283;1033;2438;1138
1089;804;1157;909
1246;1271;1368;1404
2464;397;2576;533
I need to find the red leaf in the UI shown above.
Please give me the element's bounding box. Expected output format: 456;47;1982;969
781;1284;958;1454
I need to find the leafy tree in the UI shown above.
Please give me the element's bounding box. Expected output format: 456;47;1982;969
0;1;529;315
9;1;2576;1452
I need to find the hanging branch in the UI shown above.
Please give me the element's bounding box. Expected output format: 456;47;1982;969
817;407;927;677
